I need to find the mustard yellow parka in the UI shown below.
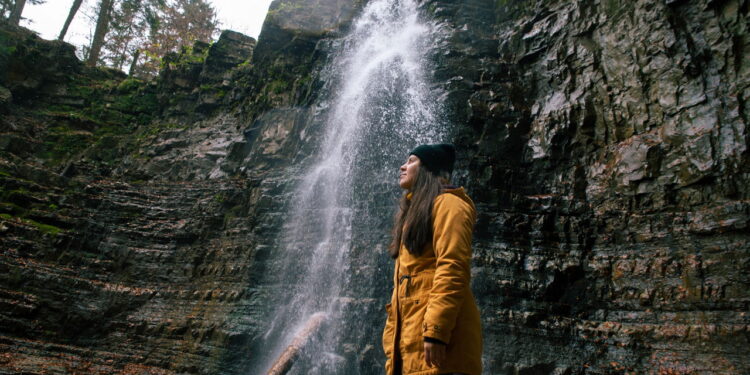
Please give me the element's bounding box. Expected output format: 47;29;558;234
382;187;482;375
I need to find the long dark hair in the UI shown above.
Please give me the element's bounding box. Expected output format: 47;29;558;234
389;165;446;258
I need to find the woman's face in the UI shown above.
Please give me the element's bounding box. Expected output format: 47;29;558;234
399;154;420;190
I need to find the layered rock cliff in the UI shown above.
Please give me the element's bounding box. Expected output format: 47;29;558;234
450;0;749;373
0;0;748;374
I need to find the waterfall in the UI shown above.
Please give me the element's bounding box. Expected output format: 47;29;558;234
254;0;447;373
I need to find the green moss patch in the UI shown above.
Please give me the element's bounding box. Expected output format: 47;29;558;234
25;218;64;235
0;213;64;235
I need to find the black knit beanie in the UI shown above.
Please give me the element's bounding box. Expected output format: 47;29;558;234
409;143;456;176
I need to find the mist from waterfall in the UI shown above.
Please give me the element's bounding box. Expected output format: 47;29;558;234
253;0;447;373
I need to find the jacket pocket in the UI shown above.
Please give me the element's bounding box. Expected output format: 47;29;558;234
400;297;428;346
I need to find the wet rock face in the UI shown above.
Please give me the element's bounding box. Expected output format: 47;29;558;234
430;0;749;373
0;0;748;374
0;174;272;375
0;22;270;375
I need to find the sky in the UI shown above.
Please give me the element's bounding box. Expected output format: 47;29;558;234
20;0;274;55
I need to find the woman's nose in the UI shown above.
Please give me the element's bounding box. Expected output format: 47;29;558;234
399;164;406;171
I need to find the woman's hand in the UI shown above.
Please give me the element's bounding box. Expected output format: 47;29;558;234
423;340;446;367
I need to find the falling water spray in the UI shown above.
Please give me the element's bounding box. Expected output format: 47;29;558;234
254;0;447;373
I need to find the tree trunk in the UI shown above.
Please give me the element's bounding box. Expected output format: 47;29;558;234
128;48;140;76
86;0;114;67
8;0;27;25
58;0;83;41
114;25;136;70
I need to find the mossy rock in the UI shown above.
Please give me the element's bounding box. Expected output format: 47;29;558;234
0;213;64;235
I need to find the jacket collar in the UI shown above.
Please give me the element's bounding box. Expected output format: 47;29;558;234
406;185;463;200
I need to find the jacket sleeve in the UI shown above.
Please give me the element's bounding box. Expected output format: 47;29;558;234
423;194;475;344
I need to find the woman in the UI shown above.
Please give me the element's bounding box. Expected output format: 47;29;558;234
382;143;482;375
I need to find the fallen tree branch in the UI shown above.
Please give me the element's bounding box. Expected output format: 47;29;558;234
267;312;328;375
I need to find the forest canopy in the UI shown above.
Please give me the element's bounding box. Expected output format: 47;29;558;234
2;0;219;78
